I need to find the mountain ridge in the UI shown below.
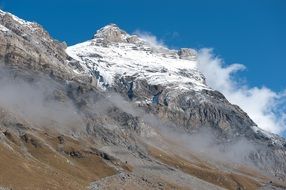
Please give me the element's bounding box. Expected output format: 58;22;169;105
0;9;285;190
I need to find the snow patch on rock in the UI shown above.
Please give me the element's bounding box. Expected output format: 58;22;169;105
67;39;207;91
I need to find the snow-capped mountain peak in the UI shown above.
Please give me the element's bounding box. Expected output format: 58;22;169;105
0;9;34;27
67;24;206;91
93;23;130;43
1;11;286;188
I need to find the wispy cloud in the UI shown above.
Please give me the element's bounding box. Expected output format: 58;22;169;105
197;49;286;134
131;31;286;135
133;30;166;48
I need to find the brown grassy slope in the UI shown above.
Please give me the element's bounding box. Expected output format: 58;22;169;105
148;145;263;190
0;130;117;190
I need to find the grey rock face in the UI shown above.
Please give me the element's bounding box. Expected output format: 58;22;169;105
113;75;286;179
93;24;143;47
0;11;93;86
0;12;67;63
126;35;140;44
113;76;255;136
250;147;286;181
178;48;197;60
0;9;286;183
93;24;129;44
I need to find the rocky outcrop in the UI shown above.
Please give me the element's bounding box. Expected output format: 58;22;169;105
93;24;140;45
0;11;66;63
178;48;197;60
68;24;286;181
112;76;257;137
0;10;286;187
0;11;92;85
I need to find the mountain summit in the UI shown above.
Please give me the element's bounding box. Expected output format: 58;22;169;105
67;26;205;92
93;24;137;44
0;10;286;190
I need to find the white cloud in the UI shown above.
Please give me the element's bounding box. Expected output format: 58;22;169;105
132;32;286;135
133;30;166;48
197;48;286;134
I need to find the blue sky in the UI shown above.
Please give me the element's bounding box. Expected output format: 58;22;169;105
1;0;286;135
1;0;285;91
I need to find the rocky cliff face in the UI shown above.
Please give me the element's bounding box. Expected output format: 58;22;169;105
0;10;286;190
66;24;266;138
67;24;286;180
0;10;94;85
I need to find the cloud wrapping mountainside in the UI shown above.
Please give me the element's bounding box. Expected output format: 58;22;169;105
136;32;286;135
197;49;286;134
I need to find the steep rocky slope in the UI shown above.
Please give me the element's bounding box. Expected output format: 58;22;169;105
0;10;285;190
66;24;259;136
67;24;286;180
